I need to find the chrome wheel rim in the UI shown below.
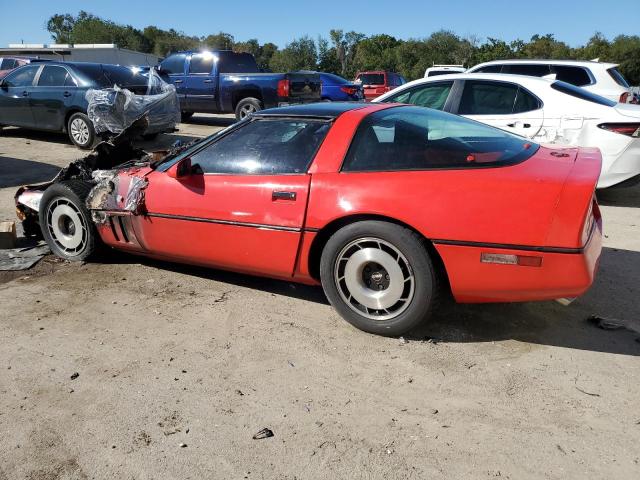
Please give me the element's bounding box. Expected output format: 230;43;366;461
46;197;87;255
334;237;415;320
239;103;257;118
70;118;90;145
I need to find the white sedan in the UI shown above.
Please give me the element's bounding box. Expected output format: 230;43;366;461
373;73;640;188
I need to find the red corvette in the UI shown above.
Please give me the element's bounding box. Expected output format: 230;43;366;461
17;103;603;335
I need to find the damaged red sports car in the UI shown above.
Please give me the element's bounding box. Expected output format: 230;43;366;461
15;103;603;335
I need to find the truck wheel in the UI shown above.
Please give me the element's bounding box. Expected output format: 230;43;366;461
181;112;194;122
67;112;95;149
320;221;440;336
39;180;98;261
235;97;263;120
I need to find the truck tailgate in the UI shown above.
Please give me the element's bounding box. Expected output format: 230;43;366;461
286;72;321;102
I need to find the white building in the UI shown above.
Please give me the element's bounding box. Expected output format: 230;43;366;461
0;43;161;66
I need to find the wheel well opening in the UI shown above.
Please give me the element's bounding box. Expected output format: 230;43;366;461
307;214;451;293
232;91;263;110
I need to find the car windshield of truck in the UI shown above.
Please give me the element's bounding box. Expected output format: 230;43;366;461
357;73;385;86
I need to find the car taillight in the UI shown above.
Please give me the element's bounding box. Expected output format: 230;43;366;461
597;123;640;137
620;92;630;103
277;79;290;98
340;86;357;95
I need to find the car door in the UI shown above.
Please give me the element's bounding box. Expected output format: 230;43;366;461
139;118;331;278
382;80;456;112
454;80;544;138
184;53;217;112
159;53;188;107
0;64;40;127
29;64;76;131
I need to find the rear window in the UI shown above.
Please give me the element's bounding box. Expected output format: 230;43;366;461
357;73;385;86
551;81;616;107
321;73;350;85
607;67;630;88
551;66;592;87
75;64;151;93
427;70;453;77
218;52;259;73
473;65;503;73
342;106;538;172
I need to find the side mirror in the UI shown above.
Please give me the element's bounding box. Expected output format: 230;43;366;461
167;157;193;179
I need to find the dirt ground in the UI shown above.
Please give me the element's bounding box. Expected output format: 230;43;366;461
1;116;639;480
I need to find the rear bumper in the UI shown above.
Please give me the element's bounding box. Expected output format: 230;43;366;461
434;224;602;303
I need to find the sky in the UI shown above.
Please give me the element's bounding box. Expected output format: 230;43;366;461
0;0;637;49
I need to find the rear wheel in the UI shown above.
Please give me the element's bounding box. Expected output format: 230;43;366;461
67;112;95;149
180;111;194;122
235;97;262;121
39;180;98;261
320;221;439;336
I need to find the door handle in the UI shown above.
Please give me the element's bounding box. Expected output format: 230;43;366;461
174;79;183;84
507;122;531;128
203;79;213;84
22;91;29;97
63;91;72;97
272;191;297;201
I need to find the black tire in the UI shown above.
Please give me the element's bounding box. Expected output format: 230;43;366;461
67;112;95;149
38;180;98;262
320;221;439;336
142;132;160;140
181;111;194;122
234;97;263;121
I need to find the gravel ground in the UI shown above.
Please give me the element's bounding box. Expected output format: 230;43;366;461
1;115;639;479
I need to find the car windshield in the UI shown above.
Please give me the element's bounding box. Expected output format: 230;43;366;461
357;73;385;85
551;81;616;107
73;64;152;93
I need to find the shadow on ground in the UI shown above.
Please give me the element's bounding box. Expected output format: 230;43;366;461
0;127;71;146
0;156;61;188
91;244;640;357
597;183;640;208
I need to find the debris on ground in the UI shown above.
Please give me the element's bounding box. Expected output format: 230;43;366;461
70;372;79;380
0;242;50;271
252;428;274;440
179;443;187;448
588;315;626;331
399;336;408;345
0;222;17;249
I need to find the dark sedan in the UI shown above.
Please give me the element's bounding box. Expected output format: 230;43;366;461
0;62;159;148
319;72;364;102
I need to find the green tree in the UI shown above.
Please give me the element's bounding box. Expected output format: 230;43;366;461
269;36;317;71
46;13;75;43
317;36;341;74
202;32;234;50
353;34;400;73
330;29;365;77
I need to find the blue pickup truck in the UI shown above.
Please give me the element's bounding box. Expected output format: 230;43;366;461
158;50;321;121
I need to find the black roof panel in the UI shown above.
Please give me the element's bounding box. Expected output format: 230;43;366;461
255;102;368;119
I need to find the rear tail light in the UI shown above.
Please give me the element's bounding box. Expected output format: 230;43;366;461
597;123;640;137
340;86;357;95
480;253;543;267
277;79;290;98
375;87;387;94
620;92;630;103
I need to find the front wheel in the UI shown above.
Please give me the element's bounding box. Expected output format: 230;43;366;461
39;180;98;261
320;221;439;336
234;97;263;121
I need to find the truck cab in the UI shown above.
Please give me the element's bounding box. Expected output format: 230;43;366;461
158;50;321;120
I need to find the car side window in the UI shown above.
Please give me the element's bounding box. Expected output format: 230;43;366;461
386;81;453;110
189;119;330;175
1;59;17;69
3;65;39;87
474;65;503;73
159;54;186;74
551;66;591;87
342;107;537;172
37;65;70;87
189;53;214;74
458;80;519;115
502;64;551;76
513;87;541;113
